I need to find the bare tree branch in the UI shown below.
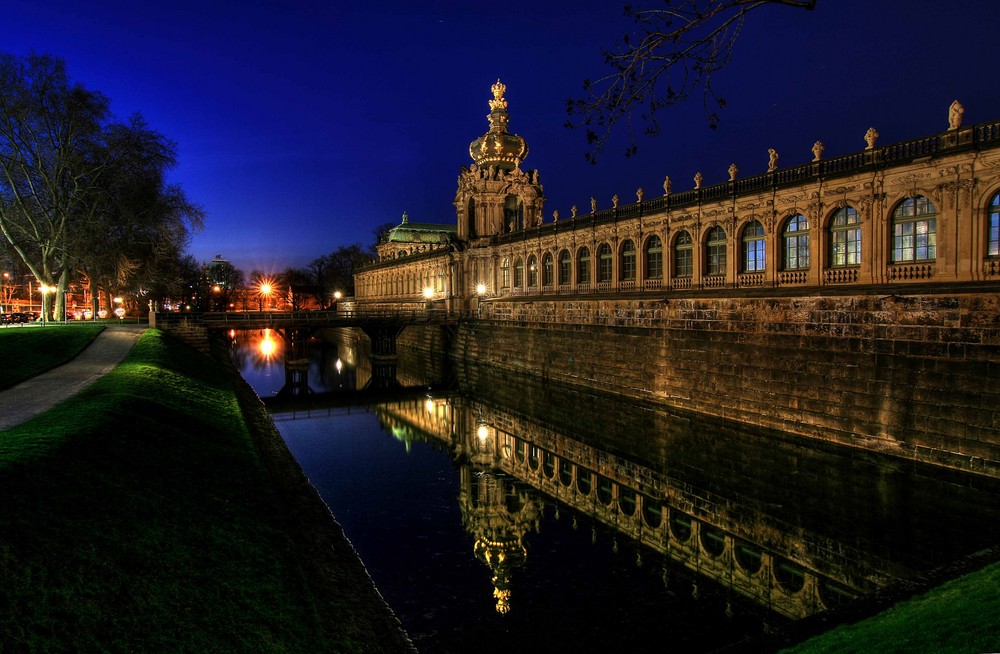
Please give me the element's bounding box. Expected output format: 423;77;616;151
567;0;816;162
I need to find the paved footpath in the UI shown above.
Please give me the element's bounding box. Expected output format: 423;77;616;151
0;325;145;431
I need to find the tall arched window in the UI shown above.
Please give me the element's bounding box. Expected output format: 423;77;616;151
742;220;766;272
645;235;663;279
829;206;861;266
892;195;936;262
783;214;809;270
527;255;538;287
501;258;510;288
674;231;693;277
542;252;554;286
706;226;727;276
620;240;636;281
577;247;591;284
597;243;613;282
514;257;524;287
989;192;1000;257
467;198;477;238
558;249;571;285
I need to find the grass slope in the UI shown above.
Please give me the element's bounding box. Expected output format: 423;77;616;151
0;330;337;652
0;325;105;390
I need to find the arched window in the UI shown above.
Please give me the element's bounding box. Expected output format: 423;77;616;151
706;226;727;276
558;249;571;285
674;231;693;277
501;258;510;288
504;194;523;233
527;255;538;287
892;195;936;262
783;214;809;270
742;220;766;272
577;247;591;284
830;206;861;267
514;257;524;287
620;240;636;281
645;235;663;279
467;198;477;238
989;192;1000;257
542;252;554;286
597;243;613;282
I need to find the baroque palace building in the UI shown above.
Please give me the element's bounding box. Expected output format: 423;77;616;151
356;81;1000;309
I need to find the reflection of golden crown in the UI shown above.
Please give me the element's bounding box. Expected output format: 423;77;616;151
489;79;508;111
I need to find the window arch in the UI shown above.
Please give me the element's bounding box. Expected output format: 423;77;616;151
527;255;538;287
577;247;591;284
645;235;663;279
783;214;809;270
620;240;636;281
674;231;693;277
558;249;571;285
829;206;861;266
892;195;936;262
597;243;613;283
742;220;766;272
542;252;554;286
467;198;477;238
501;258;510;288
514;257;524;287
989;192;1000;257
706;226;727;276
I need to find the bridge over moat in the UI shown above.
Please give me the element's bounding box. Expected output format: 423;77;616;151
153;309;464;389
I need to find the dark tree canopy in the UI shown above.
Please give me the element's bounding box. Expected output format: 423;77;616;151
567;0;816;162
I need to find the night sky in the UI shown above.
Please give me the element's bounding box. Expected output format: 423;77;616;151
5;0;999;274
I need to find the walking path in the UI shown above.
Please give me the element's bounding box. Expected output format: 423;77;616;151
0;325;145;431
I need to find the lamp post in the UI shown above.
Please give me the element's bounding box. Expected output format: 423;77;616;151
258;282;273;311
39;284;55;325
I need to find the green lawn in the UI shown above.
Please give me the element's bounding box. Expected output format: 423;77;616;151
0;324;105;389
0;329;340;652
783;560;1000;653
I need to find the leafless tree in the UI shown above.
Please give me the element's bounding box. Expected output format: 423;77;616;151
567;0;816;162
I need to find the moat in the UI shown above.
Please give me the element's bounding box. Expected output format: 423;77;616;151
233;328;1000;652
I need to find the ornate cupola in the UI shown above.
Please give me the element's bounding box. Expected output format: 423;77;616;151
456;80;545;244
468;79;529;170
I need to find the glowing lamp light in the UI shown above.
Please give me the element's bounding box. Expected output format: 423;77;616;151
477;423;489;440
259;330;277;357
422;287;434;300
335;358;343;373
476;283;487;295
333;290;342;300
259;283;272;296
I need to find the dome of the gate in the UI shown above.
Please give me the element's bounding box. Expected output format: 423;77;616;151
469;79;528;169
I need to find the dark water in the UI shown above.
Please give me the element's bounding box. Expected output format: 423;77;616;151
233;329;1000;653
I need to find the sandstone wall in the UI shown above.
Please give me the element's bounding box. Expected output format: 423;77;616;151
455;294;1000;476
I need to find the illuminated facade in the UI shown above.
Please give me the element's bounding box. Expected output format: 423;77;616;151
355;88;1000;309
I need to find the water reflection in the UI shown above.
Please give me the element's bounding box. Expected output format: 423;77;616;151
235;331;1000;651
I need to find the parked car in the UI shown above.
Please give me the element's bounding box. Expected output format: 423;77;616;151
9;312;29;323
0;313;11;324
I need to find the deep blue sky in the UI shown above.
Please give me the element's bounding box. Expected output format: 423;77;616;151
5;1;999;274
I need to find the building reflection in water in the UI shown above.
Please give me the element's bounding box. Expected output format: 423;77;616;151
236;329;1000;641
370;388;1000;622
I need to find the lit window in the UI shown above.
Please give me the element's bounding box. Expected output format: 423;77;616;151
892;196;936;262
742;220;766;272
597;243;612;282
620;240;636;281
645;235;663;279
527;255;538;287
542;252;554;286
989;193;1000;257
830;206;861;267
577;247;591;284
674;231;692;277
514;257;523;287
706;226;727;276
501;258;510;288
783;214;809;270
558;250;571;285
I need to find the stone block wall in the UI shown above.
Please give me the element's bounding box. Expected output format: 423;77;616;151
456;294;1000;476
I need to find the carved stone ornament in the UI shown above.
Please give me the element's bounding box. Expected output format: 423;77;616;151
571;205;578;218
865;127;879;150
636;187;644;202
767;148;778;172
553;210;559;222
591;196;597;213
812;141;824;162
728;163;738;181
612;194;620;208
949;100;964;130
694;172;703;189
663;176;672;196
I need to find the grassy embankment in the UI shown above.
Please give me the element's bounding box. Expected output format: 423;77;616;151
0;324;105;389
0;328;399;652
782;559;1000;653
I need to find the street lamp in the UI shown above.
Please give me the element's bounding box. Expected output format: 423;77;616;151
39;284;56;325
257;280;274;311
